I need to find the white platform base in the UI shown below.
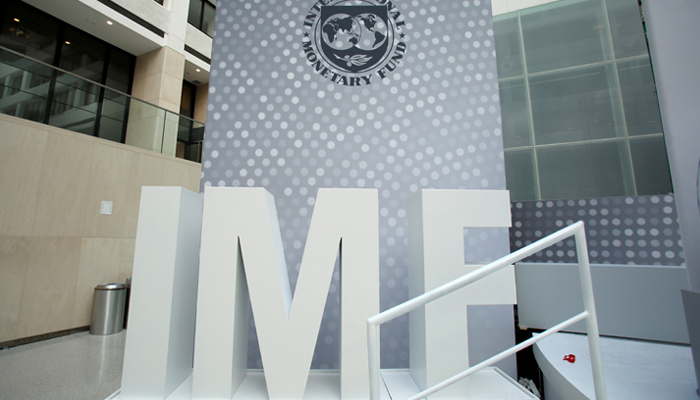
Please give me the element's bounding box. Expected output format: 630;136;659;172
534;332;697;400
107;368;536;400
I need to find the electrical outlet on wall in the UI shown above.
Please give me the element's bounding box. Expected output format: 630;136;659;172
101;201;113;215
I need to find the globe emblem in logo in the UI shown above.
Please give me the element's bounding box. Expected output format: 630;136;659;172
316;3;393;74
355;14;388;50
321;14;388;53
302;0;407;86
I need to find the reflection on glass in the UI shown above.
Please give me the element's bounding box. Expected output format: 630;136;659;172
494;0;671;201
606;0;648;59
125;98;167;153
538;141;632;199
59;28;106;83
505;149;537;201
0;47;204;159
99;116;124;142
99;89;128;142
0;52;53;122
617;57;663;136
521;0;612;73
499;78;531;148
49;81;99;135
630;137;673;195
203;2;216;37
493;14;523;79
0;3;59;64
105;49;133;94
530;64;623;145
188;0;203;27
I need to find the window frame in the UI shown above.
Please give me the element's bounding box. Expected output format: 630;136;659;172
188;0;216;38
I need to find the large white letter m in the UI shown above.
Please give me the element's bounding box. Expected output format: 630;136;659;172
192;187;379;400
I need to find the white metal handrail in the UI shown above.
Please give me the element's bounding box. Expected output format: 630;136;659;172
367;221;608;400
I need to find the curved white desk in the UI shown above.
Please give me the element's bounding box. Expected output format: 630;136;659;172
534;332;697;400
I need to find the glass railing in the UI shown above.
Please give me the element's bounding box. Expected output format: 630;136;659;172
0;45;204;163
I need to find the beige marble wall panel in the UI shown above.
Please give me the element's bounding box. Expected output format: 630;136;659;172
72;238;122;327
31;133;93;237
0;237;29;342
17;237;81;338
163;46;186;78
160;73;184;112
119;238;136;283
82;144;131;238
137;74;164;105
161;160;201;192
187;163;202;191
0;120;47;236
123;153;165;238
134;48;165;80
130;76;147;100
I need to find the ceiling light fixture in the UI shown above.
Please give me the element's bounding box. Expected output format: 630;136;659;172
196;68;201;72
106;20;113;25
65;41;70;45
13;18;20;22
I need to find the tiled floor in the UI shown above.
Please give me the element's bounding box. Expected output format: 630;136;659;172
0;331;126;400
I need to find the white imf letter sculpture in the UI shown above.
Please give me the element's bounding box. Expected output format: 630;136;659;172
193;187;379;400
117;187;517;400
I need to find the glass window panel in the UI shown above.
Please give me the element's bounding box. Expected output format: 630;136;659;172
105;49;133;93
98;116;124;142
178;116;193;142
606;0;648;59
49;101;96;134
191;121;205;142
0;91;46;122
505;149;538;201
617;57;662;136
0;53;52;100
0;3;59;64
185;142;202;163
103;88;128;105
49;81;98;134
52;79;100;110
521;0;612;73
499;78;532;148
188;0;203;28
494;13;523;79
529;64;623;145
202;2;216;37
101;95;127;120
630;137;673;195
59;28;106;83
537;141;633;199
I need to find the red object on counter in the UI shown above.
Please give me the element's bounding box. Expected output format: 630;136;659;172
563;354;576;363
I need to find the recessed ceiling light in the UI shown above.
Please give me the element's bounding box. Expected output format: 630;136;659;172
196;68;201;72
106;20;113;25
13;18;20;22
65;41;70;45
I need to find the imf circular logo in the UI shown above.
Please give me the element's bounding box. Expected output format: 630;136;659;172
302;0;407;86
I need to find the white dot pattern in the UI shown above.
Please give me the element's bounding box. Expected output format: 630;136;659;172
203;0;509;369
510;195;685;266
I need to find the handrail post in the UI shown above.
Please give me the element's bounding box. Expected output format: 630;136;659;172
367;320;381;400
574;223;608;400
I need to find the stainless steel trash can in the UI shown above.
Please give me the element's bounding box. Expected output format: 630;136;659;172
89;283;127;335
